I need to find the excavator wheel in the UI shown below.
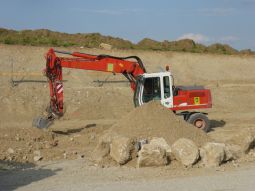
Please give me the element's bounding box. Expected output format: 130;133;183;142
187;113;211;132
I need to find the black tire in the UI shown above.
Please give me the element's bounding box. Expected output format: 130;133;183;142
187;113;211;132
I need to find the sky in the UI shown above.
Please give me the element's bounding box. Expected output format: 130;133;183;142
0;0;254;50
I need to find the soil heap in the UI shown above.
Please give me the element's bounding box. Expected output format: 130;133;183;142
110;101;210;146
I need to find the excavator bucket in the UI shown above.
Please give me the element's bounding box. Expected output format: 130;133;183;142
32;116;53;129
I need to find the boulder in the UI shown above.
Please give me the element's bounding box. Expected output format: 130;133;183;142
137;143;168;167
228;130;255;154
200;142;225;167
225;144;242;161
172;138;199;166
110;136;133;165
150;137;173;159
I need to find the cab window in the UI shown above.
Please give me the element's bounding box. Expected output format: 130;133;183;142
142;77;161;102
163;76;171;98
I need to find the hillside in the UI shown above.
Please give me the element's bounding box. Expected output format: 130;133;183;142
0;28;254;55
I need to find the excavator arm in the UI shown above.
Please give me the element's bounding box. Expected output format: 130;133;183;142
33;48;146;128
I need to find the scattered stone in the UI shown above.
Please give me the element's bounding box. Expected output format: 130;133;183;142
200;142;225;167
22;155;28;160
110;136;133;165
137;143;168;167
7;148;14;154
33;155;43;162
172;138;199;166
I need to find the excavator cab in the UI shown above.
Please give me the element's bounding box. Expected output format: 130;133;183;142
134;72;174;108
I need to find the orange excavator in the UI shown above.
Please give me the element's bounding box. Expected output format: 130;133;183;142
33;48;212;132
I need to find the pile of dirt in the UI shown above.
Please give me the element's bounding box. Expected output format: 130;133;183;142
110;101;210;146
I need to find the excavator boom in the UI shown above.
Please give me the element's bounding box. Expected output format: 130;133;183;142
33;49;146;128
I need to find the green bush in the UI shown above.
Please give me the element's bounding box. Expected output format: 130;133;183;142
4;37;15;44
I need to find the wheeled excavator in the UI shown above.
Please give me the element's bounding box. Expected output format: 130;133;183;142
33;48;212;132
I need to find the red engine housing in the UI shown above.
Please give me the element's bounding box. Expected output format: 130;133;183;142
172;86;212;111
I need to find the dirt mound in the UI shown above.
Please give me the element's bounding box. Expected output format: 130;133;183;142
110;101;210;146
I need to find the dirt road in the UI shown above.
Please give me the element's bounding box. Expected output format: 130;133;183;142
1;160;255;191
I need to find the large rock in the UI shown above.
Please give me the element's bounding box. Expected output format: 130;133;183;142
150;137;172;156
200;142;225;167
228;130;255;154
110;136;133;165
225;144;242;161
91;131;119;162
172;138;199;166
137;143;168;167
